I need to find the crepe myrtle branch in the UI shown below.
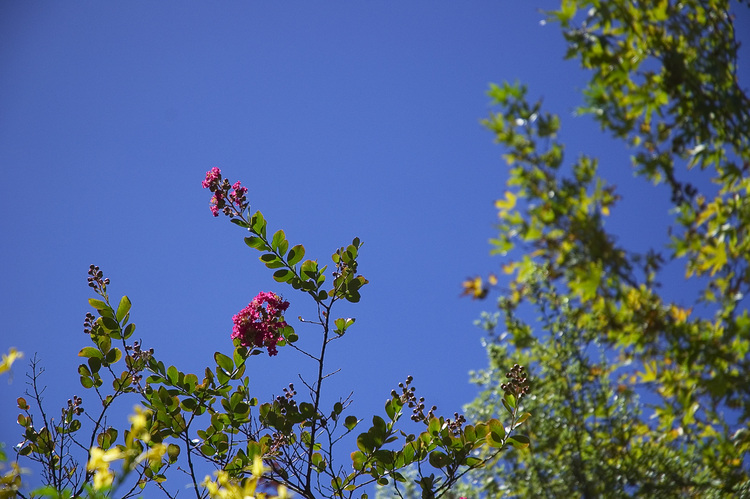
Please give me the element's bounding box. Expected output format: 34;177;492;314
6;165;529;499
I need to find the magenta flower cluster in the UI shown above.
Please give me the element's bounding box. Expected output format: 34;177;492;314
201;167;222;189
231;292;290;356
201;168;249;217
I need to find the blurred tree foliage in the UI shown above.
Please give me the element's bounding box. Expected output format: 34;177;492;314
460;0;750;497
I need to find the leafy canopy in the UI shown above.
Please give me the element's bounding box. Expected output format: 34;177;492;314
461;0;750;497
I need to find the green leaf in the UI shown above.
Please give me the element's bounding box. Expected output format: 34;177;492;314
244;236;269;251
216;368;230;385
287;244;305;266
351;450;367;471
230;218;249;228
181;398;198;412
116;296;131;322
312;452;324;470
557;0;577;22
167;365;179;384
428;450;449;468
285;329;298;343
167;444;180;463
402;441;417;463
357;433;375;453
278;239;289;256
78;347;102;359
300;259;318;278
250;211;267;237
372;415;387;436
428;417;442;435
346;243;358;260
271;229;286;252
96;334;111;353
502;397;514;415
99;316;120;333
88;357;102;373
232;347;248;367
385;399;397;420
334;317;356;335
104;348;122;364
273;269;292;282
345;415;358;431
97;430;112;449
462;425;477;445
214;352;233;373
514;412;531;429
345;290;361;303
260;253;279;263
88;298;108;312
507;434;530;449
487;419;506;448
261;255;285;269
300;402;315;419
123;323;136;339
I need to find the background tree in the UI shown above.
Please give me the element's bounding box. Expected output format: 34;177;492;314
460;0;749;497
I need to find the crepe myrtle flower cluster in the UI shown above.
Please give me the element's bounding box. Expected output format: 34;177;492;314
124;340;155;388
391;376;467;435
65;395;84;417
502;363;531;401
391;375;436;423
83;312;96;335
201;167;248;217
275;383;298;416
232;292;290;356
87;265;110;293
269;385;296;453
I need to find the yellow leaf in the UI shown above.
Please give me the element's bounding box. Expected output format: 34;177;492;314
667;427;684;440
669;305;691;324
495;191;517;215
502;262;518;275
640;361;658;383
461;276;487;300
0;348;23;375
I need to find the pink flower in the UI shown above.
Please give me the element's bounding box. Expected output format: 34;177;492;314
209;200;220;217
209;191;225;217
202;167;222;189
232;292;290;356
229;180;248;208
203;169;249;217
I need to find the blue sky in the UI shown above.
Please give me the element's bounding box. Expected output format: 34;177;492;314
2;1;749;494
